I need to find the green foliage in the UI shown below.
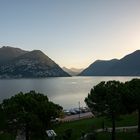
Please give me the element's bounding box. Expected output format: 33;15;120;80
96;132;140;140
85;81;128;140
0;104;6;130
124;79;140;133
85;78;140;139
85;81;125;119
124;79;140;109
54;113;138;140
0;133;15;140
1;90;63;139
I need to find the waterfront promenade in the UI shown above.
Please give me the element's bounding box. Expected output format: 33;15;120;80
60;112;94;122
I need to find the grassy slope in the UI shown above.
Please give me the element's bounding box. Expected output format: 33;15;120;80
0;113;138;140
0;133;15;140
97;132;140;140
54;113;138;140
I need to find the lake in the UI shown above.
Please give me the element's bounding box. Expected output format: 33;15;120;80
0;76;139;109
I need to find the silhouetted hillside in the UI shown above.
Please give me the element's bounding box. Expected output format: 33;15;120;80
106;50;140;76
0;46;28;65
79;50;140;76
79;59;118;76
0;47;70;78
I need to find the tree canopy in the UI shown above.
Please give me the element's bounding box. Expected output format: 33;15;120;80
124;79;140;133
1;90;62;140
85;80;125;140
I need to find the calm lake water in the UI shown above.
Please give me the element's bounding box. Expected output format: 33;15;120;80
0;76;139;109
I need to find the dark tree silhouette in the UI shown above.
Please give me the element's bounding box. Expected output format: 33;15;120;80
1;90;62;140
85;81;125;140
124;79;140;133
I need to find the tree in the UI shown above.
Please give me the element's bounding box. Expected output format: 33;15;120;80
124;79;140;133
1;90;62;140
85;81;125;140
0;104;6;131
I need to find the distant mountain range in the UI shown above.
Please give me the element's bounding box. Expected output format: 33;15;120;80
1;46;140;77
79;50;140;76
0;46;70;78
62;67;83;76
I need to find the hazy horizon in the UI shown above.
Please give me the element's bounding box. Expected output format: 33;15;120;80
0;0;140;69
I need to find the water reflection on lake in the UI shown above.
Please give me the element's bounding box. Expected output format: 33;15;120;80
0;76;139;109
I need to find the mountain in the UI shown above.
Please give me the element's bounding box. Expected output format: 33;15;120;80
106;50;140;76
0;46;28;65
79;59;118;76
0;46;70;78
63;67;84;76
79;50;140;76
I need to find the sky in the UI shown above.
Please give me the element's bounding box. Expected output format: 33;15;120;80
0;0;140;68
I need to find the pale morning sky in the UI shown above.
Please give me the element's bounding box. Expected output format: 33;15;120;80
0;0;140;68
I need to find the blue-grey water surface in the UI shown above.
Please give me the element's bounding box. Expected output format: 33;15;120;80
0;76;138;109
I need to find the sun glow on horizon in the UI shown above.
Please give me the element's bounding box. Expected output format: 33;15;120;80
0;0;140;69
